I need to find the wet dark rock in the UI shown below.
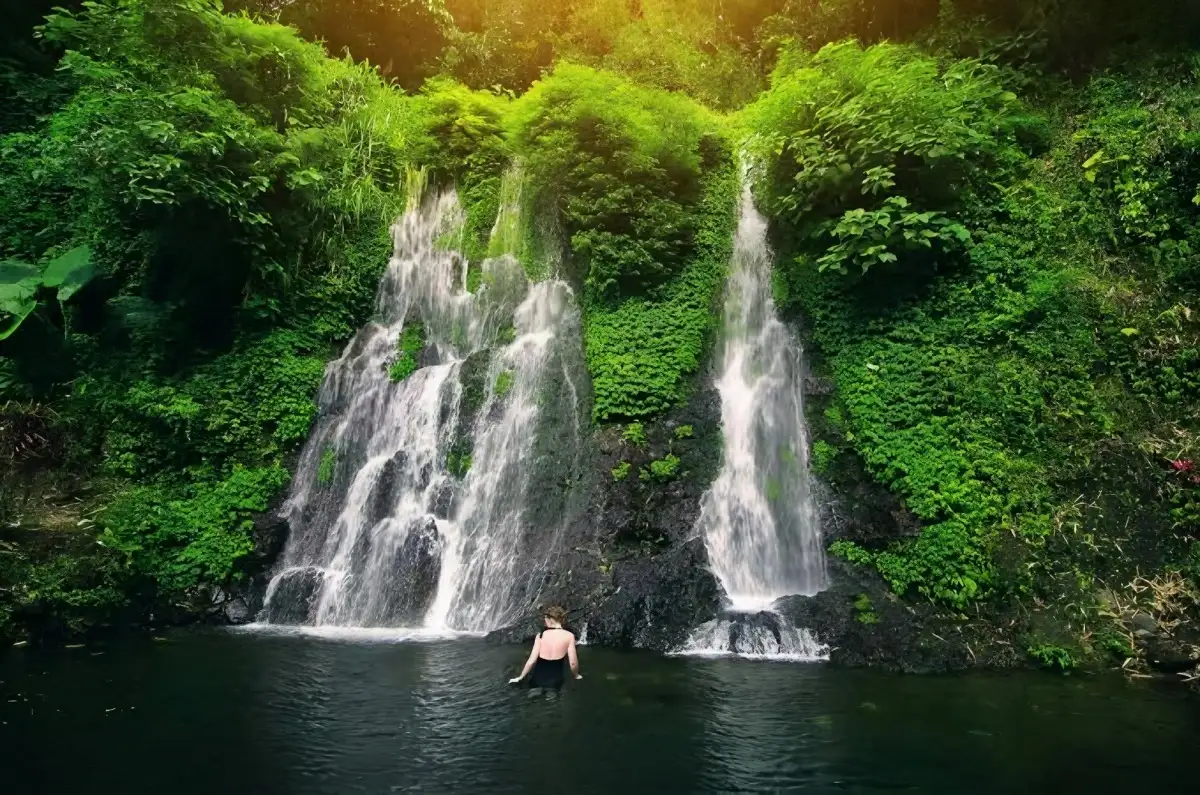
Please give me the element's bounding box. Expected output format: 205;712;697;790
367;452;407;526
390;518;443;623
431;481;455;519
803;375;836;396
222;595;253;624
1142;638;1199;673
260;567;325;625
776;558;1023;673
485;537;722;653
584;538;723;652
729;610;785;649
250;510;289;569
817;465;922;549
417;343;440;369
1129;612;1158;636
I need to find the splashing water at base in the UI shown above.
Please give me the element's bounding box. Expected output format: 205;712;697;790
678;614;828;661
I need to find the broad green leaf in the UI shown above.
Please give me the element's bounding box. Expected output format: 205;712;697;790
0;259;41;286
0;284;37;341
41;245;95;301
1082;149;1105;170
1119;327;1139;337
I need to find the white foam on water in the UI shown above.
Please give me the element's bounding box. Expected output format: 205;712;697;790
231;623;478;644
675;616;829;662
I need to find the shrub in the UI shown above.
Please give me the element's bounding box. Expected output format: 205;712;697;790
642;453;681;482
743;41;1022;279
621;422;648;447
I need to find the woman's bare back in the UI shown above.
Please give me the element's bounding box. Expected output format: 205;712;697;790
538;627;573;660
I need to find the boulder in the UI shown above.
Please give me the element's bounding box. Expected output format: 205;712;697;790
584;538;723;652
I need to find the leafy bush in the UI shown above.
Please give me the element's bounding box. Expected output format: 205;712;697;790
511;64;719;298
235;0;454;90
414;78;510;265
744;41;1022;279
1028;642;1077;672
100;464;289;605
611;460;631;481
0;246;94;341
642;453;680;482
621;422;647;447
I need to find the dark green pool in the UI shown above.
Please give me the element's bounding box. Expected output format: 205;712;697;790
1;628;1196;794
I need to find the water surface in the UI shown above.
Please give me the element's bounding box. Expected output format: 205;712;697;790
1;630;1196;794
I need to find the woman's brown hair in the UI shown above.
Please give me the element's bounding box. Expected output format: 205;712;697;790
543;605;568;625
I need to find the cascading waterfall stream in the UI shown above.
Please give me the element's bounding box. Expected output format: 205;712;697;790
256;174;581;635
681;182;828;659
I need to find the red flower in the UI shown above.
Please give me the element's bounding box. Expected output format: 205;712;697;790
1170;459;1194;472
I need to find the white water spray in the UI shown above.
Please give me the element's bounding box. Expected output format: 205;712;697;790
257;182;580;633
682;183;827;659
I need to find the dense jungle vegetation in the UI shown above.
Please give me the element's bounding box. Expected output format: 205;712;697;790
2;0;1199;675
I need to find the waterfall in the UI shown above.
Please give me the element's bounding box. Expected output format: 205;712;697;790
257;181;581;635
680;183;828;659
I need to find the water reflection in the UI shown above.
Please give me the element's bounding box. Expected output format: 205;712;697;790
2;632;1197;795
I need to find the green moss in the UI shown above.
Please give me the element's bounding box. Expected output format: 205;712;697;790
673;424;694;439
765;477;782;501
810;440;836;474
853;593;880;625
494;370;514;398
317;447;336;486
510;65;738;421
446;444;472;479
388;322;425;383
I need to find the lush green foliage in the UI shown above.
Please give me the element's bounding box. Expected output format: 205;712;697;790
745;42;1020;279
0;246;94;340
2;0;1198;668
768;47;1200;628
507;65;737;422
1027;642;1078;672
810;439;836;474
233;0;453;90
621;423;648;447
0;0;433;640
99;464;288;604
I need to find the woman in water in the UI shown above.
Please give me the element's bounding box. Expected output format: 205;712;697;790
508;605;581;693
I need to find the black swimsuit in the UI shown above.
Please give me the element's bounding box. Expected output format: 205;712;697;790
528;631;568;690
